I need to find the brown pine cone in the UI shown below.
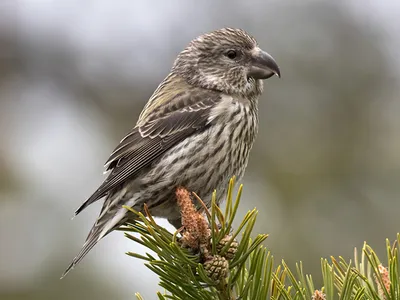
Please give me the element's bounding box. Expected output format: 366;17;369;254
216;235;238;260
312;290;326;300
203;255;229;282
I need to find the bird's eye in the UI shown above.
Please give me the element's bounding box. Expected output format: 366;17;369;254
225;50;237;60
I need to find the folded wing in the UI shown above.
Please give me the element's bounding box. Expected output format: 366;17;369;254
74;82;221;215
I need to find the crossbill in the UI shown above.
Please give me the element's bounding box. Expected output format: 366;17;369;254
62;28;280;278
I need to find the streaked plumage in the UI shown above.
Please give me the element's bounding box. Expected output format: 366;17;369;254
62;28;280;278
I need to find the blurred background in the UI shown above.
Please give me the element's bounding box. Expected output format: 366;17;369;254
1;0;400;299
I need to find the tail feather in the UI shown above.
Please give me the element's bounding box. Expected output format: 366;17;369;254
62;191;132;279
61;234;100;279
60;221;108;279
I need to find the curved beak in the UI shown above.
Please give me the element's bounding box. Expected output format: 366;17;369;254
248;47;281;80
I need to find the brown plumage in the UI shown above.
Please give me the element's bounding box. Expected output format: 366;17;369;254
62;28;280;278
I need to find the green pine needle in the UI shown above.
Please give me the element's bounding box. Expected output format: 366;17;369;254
123;179;399;300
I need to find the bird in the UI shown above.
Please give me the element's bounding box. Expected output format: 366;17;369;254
62;27;280;278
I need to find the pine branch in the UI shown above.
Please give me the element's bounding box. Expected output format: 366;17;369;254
120;178;400;300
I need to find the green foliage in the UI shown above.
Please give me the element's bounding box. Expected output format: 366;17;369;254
269;235;399;300
122;179;400;300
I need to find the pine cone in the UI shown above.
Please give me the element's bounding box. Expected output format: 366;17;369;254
216;235;238;260
312;290;326;300
375;264;390;300
203;255;229;282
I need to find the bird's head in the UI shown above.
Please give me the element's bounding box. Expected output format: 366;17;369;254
172;28;280;97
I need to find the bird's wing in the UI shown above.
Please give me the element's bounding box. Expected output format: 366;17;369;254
74;81;221;215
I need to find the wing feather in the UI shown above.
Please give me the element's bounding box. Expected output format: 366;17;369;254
74;80;221;216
